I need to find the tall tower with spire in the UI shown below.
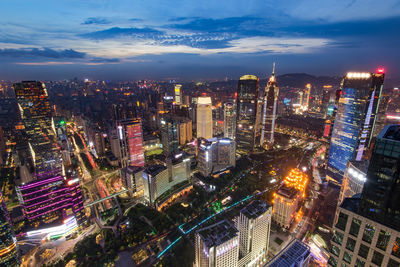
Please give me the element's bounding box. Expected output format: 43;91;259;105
261;63;279;148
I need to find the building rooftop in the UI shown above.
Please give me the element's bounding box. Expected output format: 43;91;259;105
264;239;310;267
276;185;299;200
144;164;167;176
122;166;143;174
197;219;238;248
241;200;271;219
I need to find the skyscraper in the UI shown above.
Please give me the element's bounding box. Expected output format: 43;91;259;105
195;220;239;267
261;64;279;147
236;75;262;153
174;84;182;106
236;200;272;267
197;96;213;139
224;102;236;140
328;125;400;267
358;125;400;230
0;192;20;266
326;71;384;184
117;118;145;168
14;81;85;230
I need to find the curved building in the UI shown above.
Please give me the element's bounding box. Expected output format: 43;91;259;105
0;193;19;266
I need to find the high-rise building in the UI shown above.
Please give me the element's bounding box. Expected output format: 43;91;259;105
272;185;300;229
197;97;213;139
116;118;145;168
265;239;311;267
161;115;192;155
236;200;272;267
261;64;279;147
224;102;236;140
120;166;144;193
197;138;235;177
0;192;20;266
143;155;190;205
328;125;400;267
174;84;182;106
326;71;384;184
14;81;85;231
358;125;400;230
195;220;239;267
304;83;311;111
236;75;262;153
337;160;368;212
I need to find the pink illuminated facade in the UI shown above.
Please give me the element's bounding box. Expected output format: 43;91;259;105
117;118;145;168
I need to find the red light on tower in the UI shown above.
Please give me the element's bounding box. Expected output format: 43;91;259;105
377;68;385;74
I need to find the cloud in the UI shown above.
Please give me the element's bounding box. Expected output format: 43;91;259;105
82;17;111;25
0;48;86;58
80;27;164;39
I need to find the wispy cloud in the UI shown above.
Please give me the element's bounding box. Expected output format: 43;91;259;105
0;48;85;58
80;27;164;39
82;17;111;25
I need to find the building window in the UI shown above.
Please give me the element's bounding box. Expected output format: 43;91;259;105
355;258;365;267
336;212;348;231
388;259;400;267
358;244;369;259
328;257;338;267
393;237;400;259
346;237;356;252
349;218;361;237
343;251;352;264
372;251;384;266
333;231;344;245
331;245;340;257
362;223;375;244
376;230;391;251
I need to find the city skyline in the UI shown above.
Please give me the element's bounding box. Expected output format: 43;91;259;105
1;0;400;80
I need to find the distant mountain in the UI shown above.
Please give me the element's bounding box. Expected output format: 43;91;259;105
273;73;341;89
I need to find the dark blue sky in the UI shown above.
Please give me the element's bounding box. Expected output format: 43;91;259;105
1;0;399;81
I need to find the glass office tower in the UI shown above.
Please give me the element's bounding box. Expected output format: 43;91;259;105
236;75;262;152
261;64;279;147
358;125;400;231
326;71;384;184
224;102;236;140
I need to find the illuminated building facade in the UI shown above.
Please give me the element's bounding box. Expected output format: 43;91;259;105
328;126;400;267
197;138;236;177
174;84;182;106
117;118;145;168
266;239;310;267
326;71;384;184
14;81;85;231
224;102;236;140
236;200;272;267
16;175;85;229
195;220;239;267
120;166;144;193
236;75;262;152
161;115;192;155
272;186;300;229
197;97;213;139
272;168;308;229
143;155;190;204
261;64;279;147
0;192;20;266
337;160;368;212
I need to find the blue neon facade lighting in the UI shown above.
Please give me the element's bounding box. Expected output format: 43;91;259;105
326;72;384;184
